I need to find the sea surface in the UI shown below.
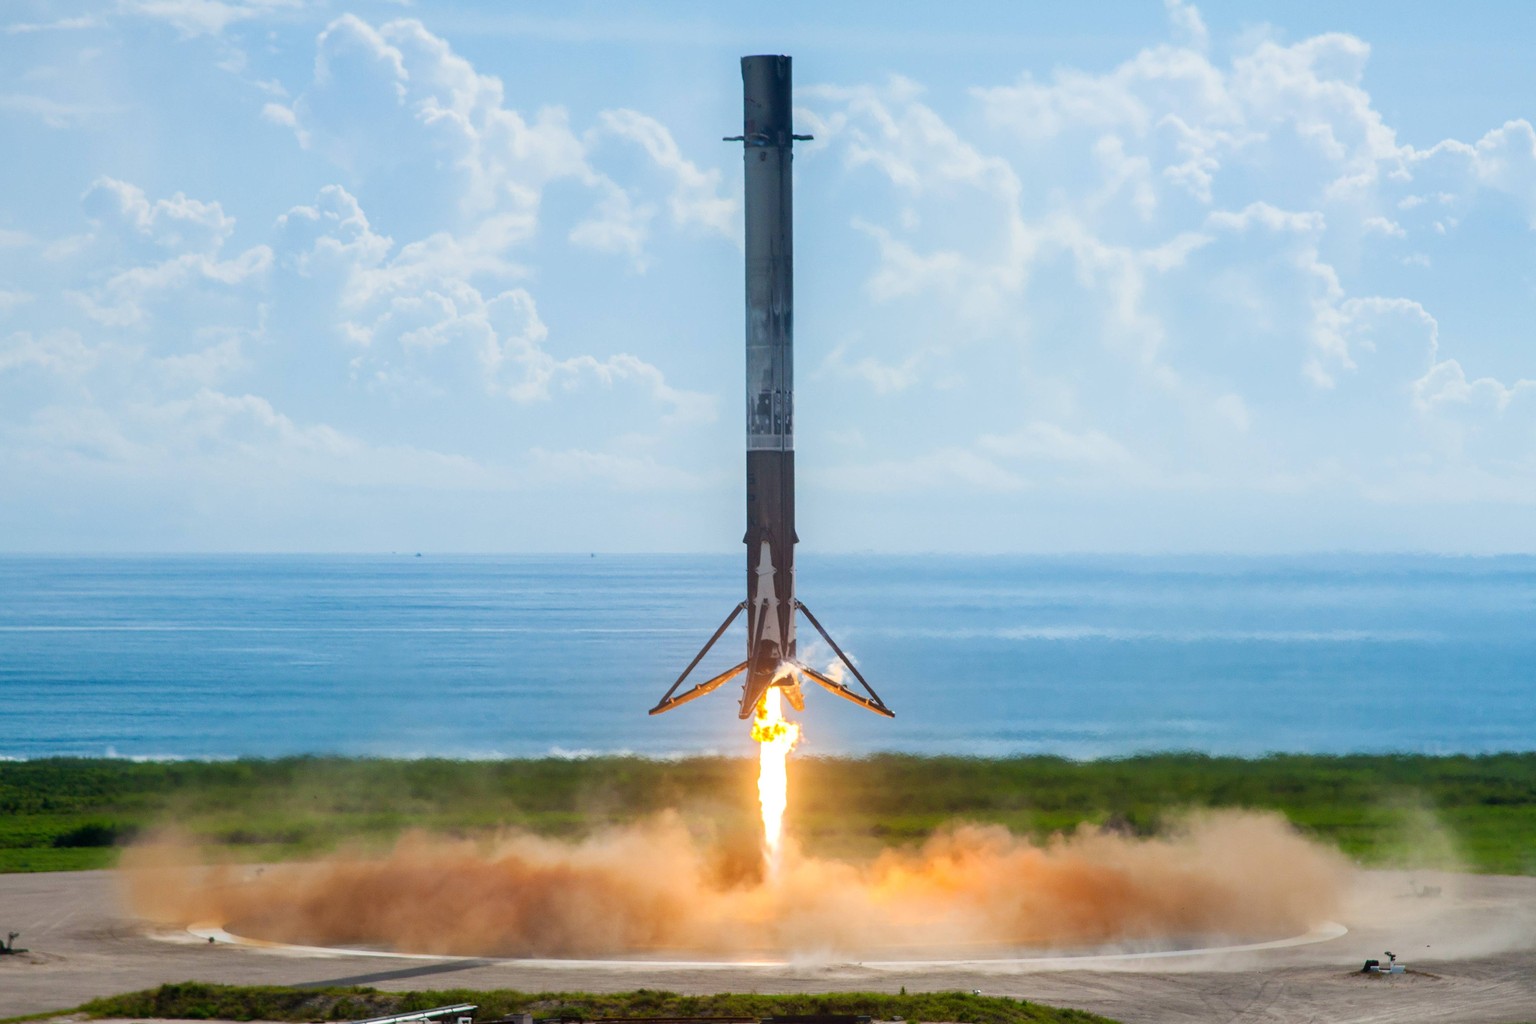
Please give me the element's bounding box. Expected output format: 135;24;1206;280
1;554;1532;761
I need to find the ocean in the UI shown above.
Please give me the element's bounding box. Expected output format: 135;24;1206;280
1;553;1532;761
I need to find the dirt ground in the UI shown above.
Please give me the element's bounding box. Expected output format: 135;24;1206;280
2;868;1533;1024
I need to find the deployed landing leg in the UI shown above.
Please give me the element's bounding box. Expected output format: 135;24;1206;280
648;602;748;715
791;600;894;718
649;599;893;719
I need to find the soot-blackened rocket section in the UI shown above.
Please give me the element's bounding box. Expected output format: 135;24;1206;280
742;54;798;714
650;55;893;722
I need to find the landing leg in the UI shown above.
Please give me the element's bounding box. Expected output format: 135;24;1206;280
793;600;894;718
649;602;747;715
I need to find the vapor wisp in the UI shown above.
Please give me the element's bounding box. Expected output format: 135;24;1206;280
123;809;1348;959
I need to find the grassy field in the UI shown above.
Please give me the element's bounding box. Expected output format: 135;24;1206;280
59;983;1113;1024
1;753;1532;874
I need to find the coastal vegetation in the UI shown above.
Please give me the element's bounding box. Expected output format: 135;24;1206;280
68;983;1113;1024
0;752;1531;874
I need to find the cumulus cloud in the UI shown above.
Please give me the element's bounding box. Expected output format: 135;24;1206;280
6;0;1536;548
1405;120;1536;226
1164;0;1208;51
265;15;737;274
594;109;737;240
567;186;655;269
277;17;589;217
273;184;713;421
233;15;728;438
2;148;715;547
74;244;272;328
83;177;237;251
794;3;1536;507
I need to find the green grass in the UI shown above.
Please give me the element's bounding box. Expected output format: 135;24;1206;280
69;983;1114;1024
1;753;1534;874
0;847;116;873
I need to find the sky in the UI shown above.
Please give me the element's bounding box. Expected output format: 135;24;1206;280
2;0;1535;554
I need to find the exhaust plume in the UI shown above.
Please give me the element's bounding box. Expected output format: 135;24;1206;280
123;810;1348;959
751;687;800;881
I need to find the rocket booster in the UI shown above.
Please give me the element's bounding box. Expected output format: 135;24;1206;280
741;54;800;717
649;56;892;723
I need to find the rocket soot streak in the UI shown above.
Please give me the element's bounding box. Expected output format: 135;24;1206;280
649;56;892;878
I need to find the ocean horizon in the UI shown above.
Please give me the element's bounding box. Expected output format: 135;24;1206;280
2;552;1532;762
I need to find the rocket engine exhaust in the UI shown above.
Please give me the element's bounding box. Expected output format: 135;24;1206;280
750;687;800;879
649;55;893;724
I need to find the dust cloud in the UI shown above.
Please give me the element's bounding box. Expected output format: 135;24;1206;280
122;810;1348;959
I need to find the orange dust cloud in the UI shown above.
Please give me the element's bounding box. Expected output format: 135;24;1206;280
122;809;1348;959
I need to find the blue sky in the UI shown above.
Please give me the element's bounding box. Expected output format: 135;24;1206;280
2;1;1534;553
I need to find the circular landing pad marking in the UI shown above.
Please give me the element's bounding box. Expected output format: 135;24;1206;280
172;920;1348;969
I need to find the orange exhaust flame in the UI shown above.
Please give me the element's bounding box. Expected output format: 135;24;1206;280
750;683;801;880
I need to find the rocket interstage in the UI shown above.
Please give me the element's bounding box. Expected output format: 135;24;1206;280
649;55;893;723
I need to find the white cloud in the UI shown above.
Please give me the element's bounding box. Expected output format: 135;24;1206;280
1213;393;1251;433
8;404;147;466
8;0;1536;549
0;93;107;127
526;447;707;491
567;186;654;270
1164;0;1209;51
155;335;249;386
793;3;1536;517
0;330;98;376
978;423;1133;464
1414;359;1536;415
1206;202;1325;234
287;15;592;218
1090;134;1158;220
274;13;735;277
822;342;926;395
595;109;738;240
74;245;273;328
1362;215;1405;237
131;388;507;490
274;185;713;422
259;101;305;142
832;447;1025;494
276;184;394;277
3;16;102;34
973;40;1230;143
0;290;33;314
1406;120;1536;225
83;177;236;251
119;0;301;38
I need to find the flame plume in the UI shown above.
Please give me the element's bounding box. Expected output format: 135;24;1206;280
750;685;801;880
